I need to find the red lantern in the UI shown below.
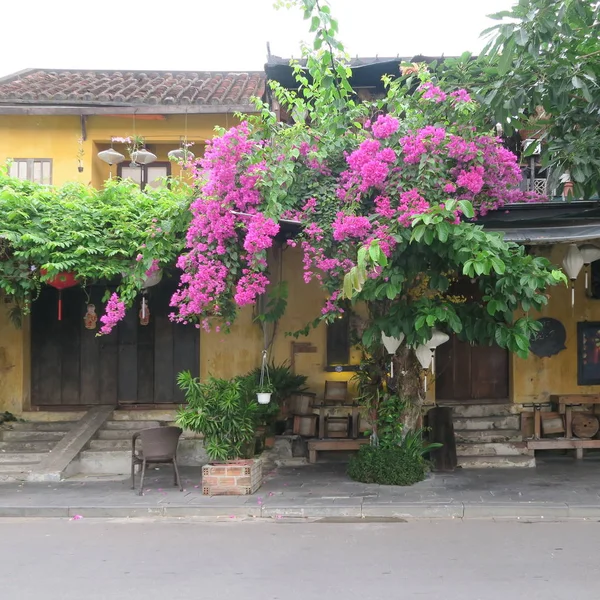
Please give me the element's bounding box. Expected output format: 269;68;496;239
41;270;78;320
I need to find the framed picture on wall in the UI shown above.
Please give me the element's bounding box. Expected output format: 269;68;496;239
577;322;600;385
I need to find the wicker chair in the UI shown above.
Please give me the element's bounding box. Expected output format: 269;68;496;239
131;426;183;495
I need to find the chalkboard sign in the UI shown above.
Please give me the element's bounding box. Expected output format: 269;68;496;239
529;317;566;358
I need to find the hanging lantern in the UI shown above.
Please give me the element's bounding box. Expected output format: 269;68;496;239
142;269;163;289
579;245;600;291
41;270;78;321
131;149;157;165
415;344;432;392
97;148;125;166
168;147;195;162
414;329;450;392
562;243;584;307
381;332;404;378
139;293;150;326
426;329;450;376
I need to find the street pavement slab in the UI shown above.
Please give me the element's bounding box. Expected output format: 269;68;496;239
0;456;599;520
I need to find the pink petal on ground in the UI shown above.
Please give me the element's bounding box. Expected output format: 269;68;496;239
71;515;83;521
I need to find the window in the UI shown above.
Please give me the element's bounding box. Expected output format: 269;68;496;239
9;159;52;184
117;163;170;190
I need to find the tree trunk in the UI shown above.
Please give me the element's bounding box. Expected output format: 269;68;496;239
389;345;424;432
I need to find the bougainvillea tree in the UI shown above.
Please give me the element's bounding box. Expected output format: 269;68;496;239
170;1;565;428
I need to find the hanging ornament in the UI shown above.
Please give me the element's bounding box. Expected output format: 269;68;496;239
415;345;433;392
131;148;157;165
257;350;272;404
381;332;404;377
83;304;98;330
414;329;450;392
426;329;450;376
142;269;163;289
579;245;600;291
139;294;150;326
168;146;195;163
41;270;78;321
562;243;584;307
98;148;125;166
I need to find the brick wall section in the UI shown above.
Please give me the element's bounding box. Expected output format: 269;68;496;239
202;459;262;496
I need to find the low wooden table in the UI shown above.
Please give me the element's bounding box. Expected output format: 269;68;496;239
526;395;600;459
307;438;370;464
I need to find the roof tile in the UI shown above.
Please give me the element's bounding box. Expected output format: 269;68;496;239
0;69;266;107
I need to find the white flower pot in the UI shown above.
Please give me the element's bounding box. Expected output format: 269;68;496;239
257;392;272;405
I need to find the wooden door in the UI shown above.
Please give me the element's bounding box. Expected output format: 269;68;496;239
435;336;509;403
31;281;199;407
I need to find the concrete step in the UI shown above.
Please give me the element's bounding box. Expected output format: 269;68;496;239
79;450;131;475
0;441;56;452
103;421;160;430
456;442;532;457
449;404;519;418
6;421;76;432
455;429;523;444
89;439;131;450
0;451;48;464
453;415;520;431
458;454;536;468
96;429;138;441
0;461;41;473
0;430;65;442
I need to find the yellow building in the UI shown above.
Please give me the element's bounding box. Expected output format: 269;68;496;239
2;65;600;473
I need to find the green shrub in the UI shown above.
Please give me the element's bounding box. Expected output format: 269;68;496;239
347;445;428;486
176;372;257;462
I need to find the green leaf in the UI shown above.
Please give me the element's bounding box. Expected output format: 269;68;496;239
457;200;474;219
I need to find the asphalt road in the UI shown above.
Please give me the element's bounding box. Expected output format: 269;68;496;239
2;519;600;599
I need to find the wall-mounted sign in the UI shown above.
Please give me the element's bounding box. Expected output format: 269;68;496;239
530;317;566;358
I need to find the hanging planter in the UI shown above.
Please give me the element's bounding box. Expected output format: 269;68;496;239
41;269;78;321
256;350;273;404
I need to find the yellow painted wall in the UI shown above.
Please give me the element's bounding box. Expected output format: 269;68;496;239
0;302;30;414
199;245;361;397
0;113;239;187
512;243;600;403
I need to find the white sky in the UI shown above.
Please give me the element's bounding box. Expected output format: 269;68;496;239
0;0;511;77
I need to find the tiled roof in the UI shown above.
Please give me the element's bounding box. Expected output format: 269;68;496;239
0;69;265;107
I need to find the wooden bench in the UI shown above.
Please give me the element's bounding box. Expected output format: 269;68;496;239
308;438;370;464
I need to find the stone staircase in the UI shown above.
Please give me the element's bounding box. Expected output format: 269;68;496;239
451;403;535;468
80;420;162;475
79;418;206;475
0;421;76;481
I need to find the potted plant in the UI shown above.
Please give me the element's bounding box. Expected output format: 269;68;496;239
256;381;274;405
176;372;262;496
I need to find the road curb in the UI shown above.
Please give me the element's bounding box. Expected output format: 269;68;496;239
1;501;599;520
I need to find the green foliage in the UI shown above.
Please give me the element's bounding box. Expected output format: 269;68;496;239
176;372;258;461
0;165;193;321
437;0;600;198
242;361;308;429
343;200;566;359
347;445;428;486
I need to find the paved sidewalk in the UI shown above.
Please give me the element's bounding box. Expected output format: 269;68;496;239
0;457;599;520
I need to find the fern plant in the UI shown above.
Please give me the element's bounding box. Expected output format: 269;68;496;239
176;372;258;462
